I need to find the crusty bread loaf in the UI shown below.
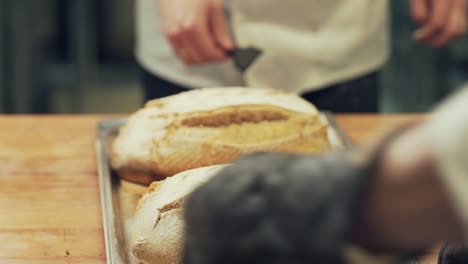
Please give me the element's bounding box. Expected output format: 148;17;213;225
111;87;330;185
130;165;227;264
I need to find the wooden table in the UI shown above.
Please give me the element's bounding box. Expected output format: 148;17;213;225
0;114;438;264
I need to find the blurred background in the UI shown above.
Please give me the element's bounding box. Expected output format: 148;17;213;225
0;0;467;114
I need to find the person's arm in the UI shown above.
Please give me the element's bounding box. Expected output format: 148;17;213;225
410;0;467;47
355;87;468;252
353;124;463;253
157;0;233;65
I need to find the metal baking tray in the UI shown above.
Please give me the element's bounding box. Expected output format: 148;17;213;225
96;113;351;264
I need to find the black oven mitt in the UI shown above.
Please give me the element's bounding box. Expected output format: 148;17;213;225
183;150;373;264
438;243;468;264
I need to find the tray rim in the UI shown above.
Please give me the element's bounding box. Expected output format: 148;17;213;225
97;119;127;264
96;112;351;264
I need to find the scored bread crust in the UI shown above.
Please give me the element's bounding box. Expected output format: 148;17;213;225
130;165;227;264
110;87;330;185
152;105;329;176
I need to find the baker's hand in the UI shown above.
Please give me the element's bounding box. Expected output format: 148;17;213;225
411;0;467;47
158;0;233;65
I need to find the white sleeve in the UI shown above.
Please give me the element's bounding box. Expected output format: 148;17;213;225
427;86;468;237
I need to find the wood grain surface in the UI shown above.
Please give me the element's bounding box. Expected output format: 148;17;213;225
0;114;438;264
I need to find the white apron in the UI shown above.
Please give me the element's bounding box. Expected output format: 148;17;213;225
136;0;388;93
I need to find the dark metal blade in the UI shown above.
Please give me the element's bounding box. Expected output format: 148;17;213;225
227;47;262;73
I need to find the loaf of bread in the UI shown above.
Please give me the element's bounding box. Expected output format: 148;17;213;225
111;87;330;185
130;165;227;264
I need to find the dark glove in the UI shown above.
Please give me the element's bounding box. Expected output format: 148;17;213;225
183;150;372;264
438;243;468;264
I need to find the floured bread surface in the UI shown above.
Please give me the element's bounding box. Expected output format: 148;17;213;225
152;105;329;176
111;87;330;185
130;165;227;264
